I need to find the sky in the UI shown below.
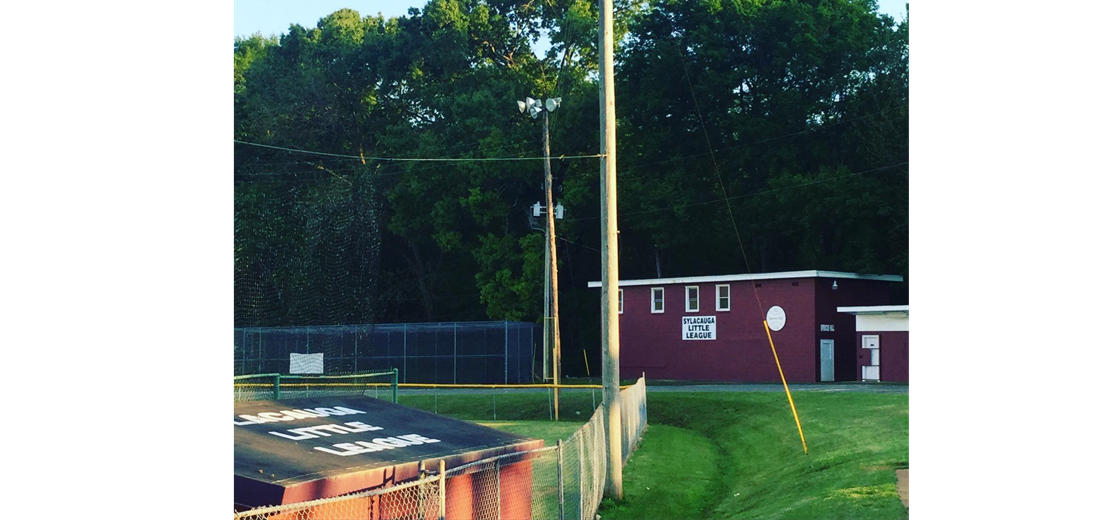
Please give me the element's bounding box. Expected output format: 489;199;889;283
234;0;909;39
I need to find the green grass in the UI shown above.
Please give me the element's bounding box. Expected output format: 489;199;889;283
600;392;908;520
397;390;602;421
477;420;586;447
396;391;595;446
598;424;720;519
392;389;908;519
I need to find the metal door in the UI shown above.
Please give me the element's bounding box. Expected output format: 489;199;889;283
820;339;835;382
862;335;881;381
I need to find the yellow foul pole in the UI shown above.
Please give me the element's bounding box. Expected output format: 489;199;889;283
763;320;808;455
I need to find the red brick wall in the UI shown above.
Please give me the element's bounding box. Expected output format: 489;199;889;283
813;279;897;381
618;279;817;382
617;277;898;383
856;331;909;382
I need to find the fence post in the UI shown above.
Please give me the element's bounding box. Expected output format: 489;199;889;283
453;322;458;384
256;332;262;374
557;439;565;520
240;330;246;375
274;374;281;400
417;461;427;518
504;320;509;385
495;458;502;520
403;323;408;384
579;433;586;520
392;368;399;404
438;459;446;520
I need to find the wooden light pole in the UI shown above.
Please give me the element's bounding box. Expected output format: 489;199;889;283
598;0;622;499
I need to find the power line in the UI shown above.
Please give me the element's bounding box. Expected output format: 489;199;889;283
624;103;907;173
233;165;408;178
234;140;603;162
675;40;766;316
565;161;908;222
556;102;907;180
558;236;600;253
237;102;905;182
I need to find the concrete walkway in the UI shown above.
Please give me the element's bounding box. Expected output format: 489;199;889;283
897;469;909;509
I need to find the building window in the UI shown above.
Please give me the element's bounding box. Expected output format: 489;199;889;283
618;289;623;314
685;286;699;312
651;287;664;313
716;284;730;311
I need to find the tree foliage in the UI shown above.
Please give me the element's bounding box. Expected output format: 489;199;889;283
234;0;909;367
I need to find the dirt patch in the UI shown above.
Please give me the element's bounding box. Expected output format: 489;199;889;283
862;464;896;471
896;469;909;509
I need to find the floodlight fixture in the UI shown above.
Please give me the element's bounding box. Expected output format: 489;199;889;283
545;98;561;112
517;100;527;113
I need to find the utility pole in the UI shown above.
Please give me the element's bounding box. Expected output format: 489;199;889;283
543;107;563;422
543;230;552;384
599;0;622;499
519;97;564;421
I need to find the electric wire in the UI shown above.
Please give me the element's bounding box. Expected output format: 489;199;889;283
235;139;603;162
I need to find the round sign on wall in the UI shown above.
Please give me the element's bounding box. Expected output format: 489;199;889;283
766;306;786;331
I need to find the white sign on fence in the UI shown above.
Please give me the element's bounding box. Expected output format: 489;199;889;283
290;352;324;374
682;316;716;340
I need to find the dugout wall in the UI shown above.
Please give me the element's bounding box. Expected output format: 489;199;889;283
234;395;543;517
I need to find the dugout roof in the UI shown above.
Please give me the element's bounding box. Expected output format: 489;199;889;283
234;395;543;508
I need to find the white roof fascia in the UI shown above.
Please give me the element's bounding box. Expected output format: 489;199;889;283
836;305;910;315
587;270;903;288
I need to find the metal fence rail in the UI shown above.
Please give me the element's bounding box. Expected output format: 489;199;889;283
233;376;648;520
233;370;399;403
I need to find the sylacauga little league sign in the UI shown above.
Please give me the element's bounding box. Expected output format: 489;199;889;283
682;316;716;340
236;403;441;457
234;395;541;507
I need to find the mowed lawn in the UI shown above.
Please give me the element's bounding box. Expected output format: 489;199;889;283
397;389;908;519
601;391;909;520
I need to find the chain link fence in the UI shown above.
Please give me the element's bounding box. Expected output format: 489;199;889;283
235;321;539;384
233;377;648;520
233;370;399;403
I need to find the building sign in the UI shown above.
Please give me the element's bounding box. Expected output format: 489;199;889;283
682;316;716;340
766;306;786;331
819;324;835;332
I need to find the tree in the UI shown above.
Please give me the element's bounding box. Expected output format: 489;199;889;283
614;0;908;281
233;1;910;367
